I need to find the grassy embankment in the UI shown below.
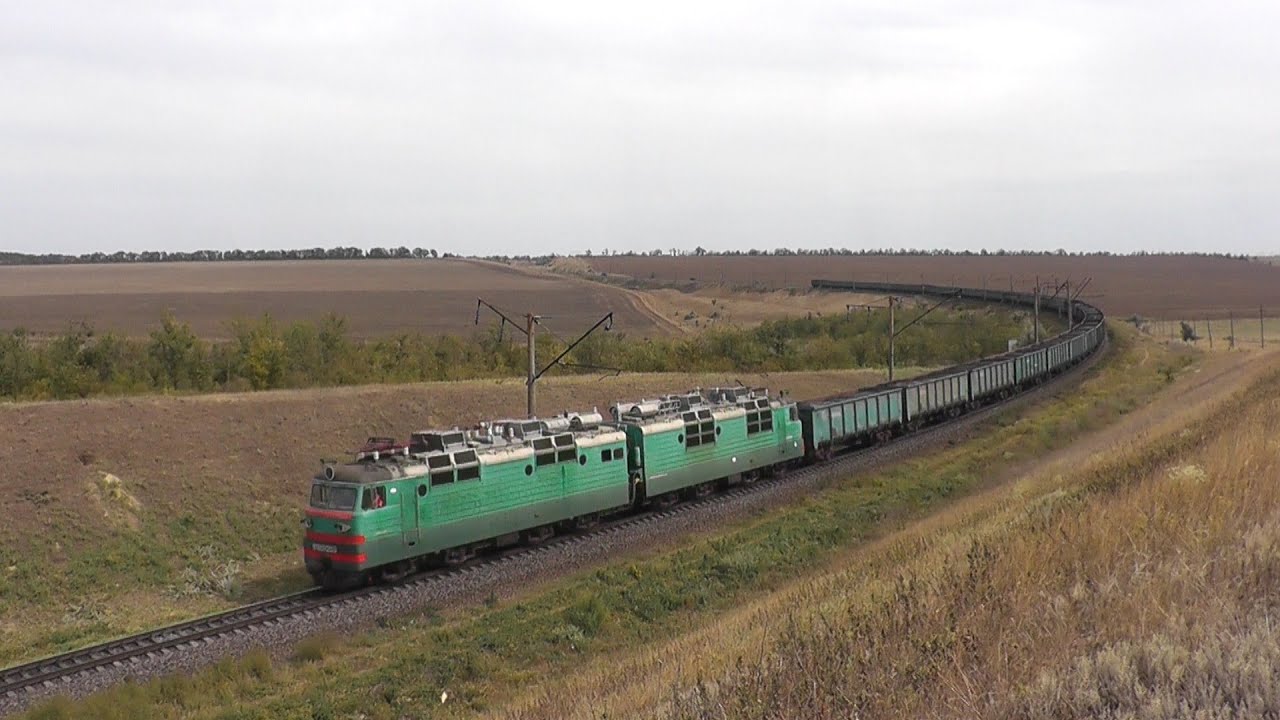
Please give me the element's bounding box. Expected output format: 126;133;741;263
652;351;1280;719
0;368;925;667
19;324;1208;719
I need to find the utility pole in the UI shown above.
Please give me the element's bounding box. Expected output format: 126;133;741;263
526;313;537;418
1066;280;1072;330
845;295;898;380
1207;318;1213;349
1262;306;1266;349
889;297;896;381
1034;275;1041;343
1229;311;1236;349
477;299;615;418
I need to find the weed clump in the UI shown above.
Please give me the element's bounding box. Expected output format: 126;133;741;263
563;595;609;637
170;545;244;600
89;473;142;531
292;633;339;664
1020;622;1280;719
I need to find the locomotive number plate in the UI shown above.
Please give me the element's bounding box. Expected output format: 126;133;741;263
312;543;338;553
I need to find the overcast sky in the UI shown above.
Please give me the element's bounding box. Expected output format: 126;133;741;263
2;1;1278;256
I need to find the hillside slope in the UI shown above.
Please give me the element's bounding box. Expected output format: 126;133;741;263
0;367;912;664
495;342;1280;719
11;317;1224;720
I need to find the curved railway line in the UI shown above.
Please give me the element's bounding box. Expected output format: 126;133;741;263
0;279;1107;708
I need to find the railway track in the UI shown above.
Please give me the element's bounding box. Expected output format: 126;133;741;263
0;328;1108;704
0;590;324;697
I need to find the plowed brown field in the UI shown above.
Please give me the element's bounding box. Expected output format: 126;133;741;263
0;259;668;339
585;255;1280;320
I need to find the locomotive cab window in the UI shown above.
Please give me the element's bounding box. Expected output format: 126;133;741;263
310;483;356;511
361;485;388;510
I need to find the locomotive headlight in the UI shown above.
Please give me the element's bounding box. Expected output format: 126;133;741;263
302;518;313;529
335;522;350;533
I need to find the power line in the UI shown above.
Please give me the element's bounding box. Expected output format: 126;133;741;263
476;298;615;418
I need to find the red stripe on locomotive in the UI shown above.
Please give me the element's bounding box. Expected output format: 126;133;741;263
303;547;367;564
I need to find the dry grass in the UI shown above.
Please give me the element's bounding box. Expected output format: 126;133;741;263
629;287;959;331
653;361;1280;718
478;338;1279;720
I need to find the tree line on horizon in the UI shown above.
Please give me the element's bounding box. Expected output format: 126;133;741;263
0;247;1258;266
0;246;443;266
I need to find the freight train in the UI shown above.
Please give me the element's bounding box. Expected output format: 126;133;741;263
303;282;1105;589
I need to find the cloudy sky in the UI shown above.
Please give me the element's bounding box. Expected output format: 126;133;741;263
2;1;1278;256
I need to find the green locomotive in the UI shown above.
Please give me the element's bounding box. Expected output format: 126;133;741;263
303;387;802;588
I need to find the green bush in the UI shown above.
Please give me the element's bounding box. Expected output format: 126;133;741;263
0;305;1035;401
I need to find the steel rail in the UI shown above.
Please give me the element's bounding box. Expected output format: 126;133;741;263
0;590;323;696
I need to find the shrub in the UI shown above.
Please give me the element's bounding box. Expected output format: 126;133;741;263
0;304;1035;400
